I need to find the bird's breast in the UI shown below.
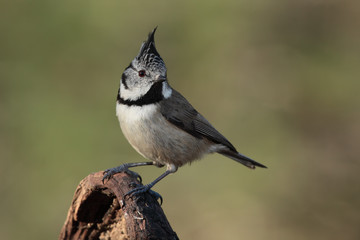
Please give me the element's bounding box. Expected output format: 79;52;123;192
116;102;211;166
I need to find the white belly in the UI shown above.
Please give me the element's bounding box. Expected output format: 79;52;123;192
116;103;211;167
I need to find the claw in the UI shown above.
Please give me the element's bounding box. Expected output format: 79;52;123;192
123;185;163;205
136;174;142;184
125;170;142;183
102;166;141;184
149;189;163;205
102;162;167;206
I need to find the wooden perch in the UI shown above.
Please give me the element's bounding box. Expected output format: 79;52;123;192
59;171;179;240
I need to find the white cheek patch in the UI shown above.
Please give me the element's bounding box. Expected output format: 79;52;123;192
120;82;151;101
162;82;172;99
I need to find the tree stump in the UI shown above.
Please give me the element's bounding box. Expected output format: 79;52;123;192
59;171;179;240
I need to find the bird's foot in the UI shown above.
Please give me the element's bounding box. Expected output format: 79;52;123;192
102;166;142;184
124;184;163;205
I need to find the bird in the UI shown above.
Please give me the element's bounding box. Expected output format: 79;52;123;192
103;27;266;201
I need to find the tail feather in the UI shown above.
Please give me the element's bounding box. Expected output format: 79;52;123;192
218;150;267;169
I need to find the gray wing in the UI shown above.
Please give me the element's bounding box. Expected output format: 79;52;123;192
160;89;237;152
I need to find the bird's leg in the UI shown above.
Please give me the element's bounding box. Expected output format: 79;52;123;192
124;164;178;204
102;161;154;183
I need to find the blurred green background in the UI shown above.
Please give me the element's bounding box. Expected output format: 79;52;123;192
1;0;359;239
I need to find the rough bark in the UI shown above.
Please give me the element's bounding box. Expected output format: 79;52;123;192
59;171;179;240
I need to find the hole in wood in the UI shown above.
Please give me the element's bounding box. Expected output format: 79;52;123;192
77;189;115;223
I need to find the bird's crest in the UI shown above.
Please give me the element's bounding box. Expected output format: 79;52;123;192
136;27;166;74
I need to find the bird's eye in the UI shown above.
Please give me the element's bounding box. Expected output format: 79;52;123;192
138;70;146;77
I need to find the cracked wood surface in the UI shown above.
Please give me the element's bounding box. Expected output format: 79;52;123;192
59;171;178;240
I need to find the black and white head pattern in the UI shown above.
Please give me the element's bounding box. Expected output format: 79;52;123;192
135;27;167;78
118;27;171;105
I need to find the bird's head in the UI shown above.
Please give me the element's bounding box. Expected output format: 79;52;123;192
120;27;168;101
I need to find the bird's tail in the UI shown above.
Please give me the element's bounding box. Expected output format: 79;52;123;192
218;150;267;169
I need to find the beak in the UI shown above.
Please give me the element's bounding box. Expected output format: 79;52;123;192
156;75;167;82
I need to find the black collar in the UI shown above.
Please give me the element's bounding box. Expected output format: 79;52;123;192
117;81;164;106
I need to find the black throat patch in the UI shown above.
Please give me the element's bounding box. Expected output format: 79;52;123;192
117;81;164;106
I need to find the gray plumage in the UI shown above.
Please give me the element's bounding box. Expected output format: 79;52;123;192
103;28;266;201
159;89;264;169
